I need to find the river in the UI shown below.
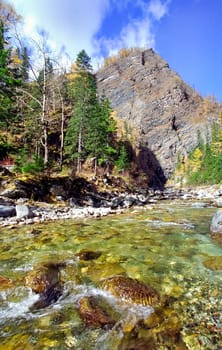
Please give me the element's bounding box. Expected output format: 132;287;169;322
0;200;222;349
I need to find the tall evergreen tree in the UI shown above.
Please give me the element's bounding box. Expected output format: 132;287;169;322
65;50;117;174
85;98;117;173
0;20;19;132
20;46;29;81
65;50;97;173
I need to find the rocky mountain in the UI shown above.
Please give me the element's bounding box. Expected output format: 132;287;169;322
96;48;219;185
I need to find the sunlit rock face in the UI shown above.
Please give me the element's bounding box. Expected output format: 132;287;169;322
96;49;218;179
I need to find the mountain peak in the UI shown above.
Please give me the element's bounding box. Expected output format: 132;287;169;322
96;48;219;181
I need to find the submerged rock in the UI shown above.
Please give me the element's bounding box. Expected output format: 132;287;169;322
101;276;160;306
203;256;222;271
0;274;13;290
76;250;101;261
85;262;126;283
78;296;115;328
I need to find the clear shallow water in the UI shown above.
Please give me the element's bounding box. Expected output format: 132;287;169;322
0;200;222;349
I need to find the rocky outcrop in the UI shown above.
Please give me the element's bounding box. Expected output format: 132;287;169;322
96;49;219;180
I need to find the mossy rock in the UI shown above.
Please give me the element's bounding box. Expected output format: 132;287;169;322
101;276;160;306
84;262;126;283
78;296;116;328
203;255;222;270
0;274;13;290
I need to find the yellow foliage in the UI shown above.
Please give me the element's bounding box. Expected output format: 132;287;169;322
192;148;203;163
66;63;79;81
102;47;142;68
211;112;222;156
188;148;203;172
11;51;22;67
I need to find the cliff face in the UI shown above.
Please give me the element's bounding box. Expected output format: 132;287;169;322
96;49;218;183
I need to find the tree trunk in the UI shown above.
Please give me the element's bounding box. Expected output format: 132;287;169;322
59;97;64;171
94;157;97;177
42;52;48;165
77;121;82;173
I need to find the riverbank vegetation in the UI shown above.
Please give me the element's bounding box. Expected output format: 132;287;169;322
173;114;222;186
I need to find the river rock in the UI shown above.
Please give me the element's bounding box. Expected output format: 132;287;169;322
0;205;16;217
25;263;61;293
0;274;13;289
76;250;101;261
78;296;115;328
16;204;35;219
210;209;222;237
30;284;63;310
101;276;160;306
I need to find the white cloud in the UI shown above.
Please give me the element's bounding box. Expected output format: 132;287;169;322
10;0;170;70
10;0;109;59
93;0;169;60
95;16;155;59
148;0;170;20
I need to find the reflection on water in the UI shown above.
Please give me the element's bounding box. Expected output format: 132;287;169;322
0;200;222;349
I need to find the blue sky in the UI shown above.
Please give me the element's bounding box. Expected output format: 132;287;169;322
10;0;222;101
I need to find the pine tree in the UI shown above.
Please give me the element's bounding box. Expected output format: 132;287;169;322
20;46;29;81
0;21;20;131
85;98;117;174
65;50;97;173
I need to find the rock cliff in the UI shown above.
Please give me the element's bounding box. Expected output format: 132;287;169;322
96;49;219;183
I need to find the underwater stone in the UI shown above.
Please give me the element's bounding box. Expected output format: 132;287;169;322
79;296;115;328
76;250;101;261
101;276;160;306
0;274;13;289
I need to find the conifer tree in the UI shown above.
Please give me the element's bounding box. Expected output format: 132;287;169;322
65;50;97;173
0;21;20;133
65;51;117;174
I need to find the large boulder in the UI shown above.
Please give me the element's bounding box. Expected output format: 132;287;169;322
210;209;222;239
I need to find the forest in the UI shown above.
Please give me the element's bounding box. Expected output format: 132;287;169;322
0;1;132;179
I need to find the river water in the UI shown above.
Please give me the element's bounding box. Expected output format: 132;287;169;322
0;200;222;349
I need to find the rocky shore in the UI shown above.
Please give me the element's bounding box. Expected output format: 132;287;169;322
1;183;222;228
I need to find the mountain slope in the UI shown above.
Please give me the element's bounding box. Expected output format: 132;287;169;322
96;49;219;181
